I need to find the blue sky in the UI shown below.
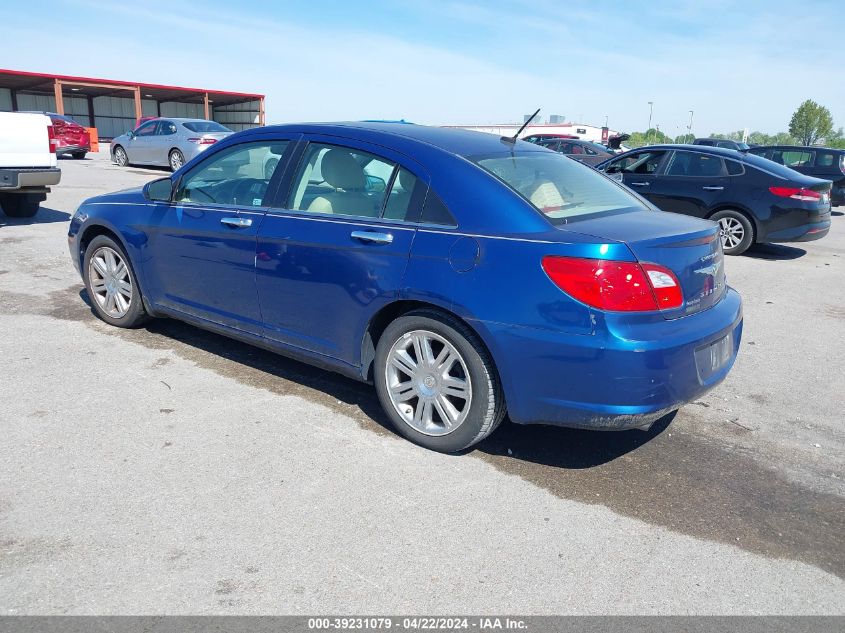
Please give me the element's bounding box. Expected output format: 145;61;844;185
4;0;844;135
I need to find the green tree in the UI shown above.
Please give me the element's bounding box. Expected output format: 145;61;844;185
788;100;834;145
675;133;695;144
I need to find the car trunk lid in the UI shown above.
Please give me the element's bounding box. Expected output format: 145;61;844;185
563;209;725;319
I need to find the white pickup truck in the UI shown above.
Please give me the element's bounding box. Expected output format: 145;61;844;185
0;112;62;218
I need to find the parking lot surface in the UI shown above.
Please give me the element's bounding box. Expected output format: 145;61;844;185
1;152;844;614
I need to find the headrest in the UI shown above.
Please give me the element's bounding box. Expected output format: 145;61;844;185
322;150;366;190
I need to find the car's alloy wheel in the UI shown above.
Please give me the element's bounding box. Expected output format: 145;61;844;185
88;246;133;319
374;310;506;452
169;150;184;171
113;147;127;167
385;329;472;436
718;217;744;251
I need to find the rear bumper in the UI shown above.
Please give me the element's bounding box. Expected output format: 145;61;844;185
765;217;830;243
474;288;743;430
0;167;61;190
56;144;90;156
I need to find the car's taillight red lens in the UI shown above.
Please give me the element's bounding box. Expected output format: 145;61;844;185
188;137;217;145
541;257;683;312
47;125;57;153
769;186;821;201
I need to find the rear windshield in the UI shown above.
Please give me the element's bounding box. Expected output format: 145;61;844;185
472;152;647;224
182;121;231;133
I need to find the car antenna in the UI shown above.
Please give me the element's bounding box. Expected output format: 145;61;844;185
502;108;540;144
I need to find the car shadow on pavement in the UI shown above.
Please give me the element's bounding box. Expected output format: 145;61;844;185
831;210;843;216
0;206;71;227
743;243;806;260
73;288;845;579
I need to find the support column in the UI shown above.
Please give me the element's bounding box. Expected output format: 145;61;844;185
53;79;65;115
86;94;95;127
203;92;210;120
133;86;142;125
259;97;265;126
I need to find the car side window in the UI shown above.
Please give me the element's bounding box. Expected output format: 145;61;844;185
174;141;289;207
160;121;177;136
726;159;744;176
383;168;420;221
134;121;157;137
288;143;395;218
772;150;812;167
419;191;457;226
815;151;835;168
666;151;724;177
605;151;665;174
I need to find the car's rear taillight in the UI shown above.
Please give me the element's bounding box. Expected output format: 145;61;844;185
47;124;57;154
187;137;217;145
541;256;683;312
769;186;822;201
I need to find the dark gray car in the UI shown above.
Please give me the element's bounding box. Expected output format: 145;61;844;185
110;118;233;171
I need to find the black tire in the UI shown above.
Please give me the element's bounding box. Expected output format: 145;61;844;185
113;145;128;167
169;149;185;172
83;235;149;328
711;209;754;255
72;151;87;160
0;194;39;218
374;309;506;453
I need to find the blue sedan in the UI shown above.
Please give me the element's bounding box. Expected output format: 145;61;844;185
68;122;743;453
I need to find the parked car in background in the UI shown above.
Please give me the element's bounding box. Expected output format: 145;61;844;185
536;138;614;166
22;111;90;159
0;112;61;218
746;145;845;206
693;138;750;151
522;133;579;143
110;118;234;171
69;123;743;453
596;145;831;255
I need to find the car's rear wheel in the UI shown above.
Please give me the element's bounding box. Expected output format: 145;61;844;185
83;235;148;328
113;146;128;167
374;310;505;453
169;149;185;172
72;151;87;160
712;209;754;255
0;194;39;218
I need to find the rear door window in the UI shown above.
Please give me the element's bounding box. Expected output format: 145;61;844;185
815;151;837;169
666;151;724;177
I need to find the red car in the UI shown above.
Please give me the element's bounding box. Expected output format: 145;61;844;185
24;112;91;159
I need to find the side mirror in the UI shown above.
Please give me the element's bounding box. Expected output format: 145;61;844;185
144;177;173;202
127;130;135;139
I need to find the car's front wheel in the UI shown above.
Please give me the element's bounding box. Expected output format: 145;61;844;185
83;235;148;328
374;310;506;453
712;209;754;255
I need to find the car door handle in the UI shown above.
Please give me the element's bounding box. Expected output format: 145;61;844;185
630;182;650;187
220;217;253;228
702;186;725;191
351;230;393;244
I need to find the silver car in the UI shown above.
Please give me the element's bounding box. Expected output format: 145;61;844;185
110;118;233;172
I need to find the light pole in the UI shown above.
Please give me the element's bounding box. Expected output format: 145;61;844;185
687;110;694;141
605;115;609;128
647;101;653;143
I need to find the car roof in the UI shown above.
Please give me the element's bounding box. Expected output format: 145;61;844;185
748;144;844;153
248;122;543;158
636;144;748;157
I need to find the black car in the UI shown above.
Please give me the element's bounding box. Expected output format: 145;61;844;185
596;145;832;255
693;138;750;151
536;138;614;166
746;145;845;206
